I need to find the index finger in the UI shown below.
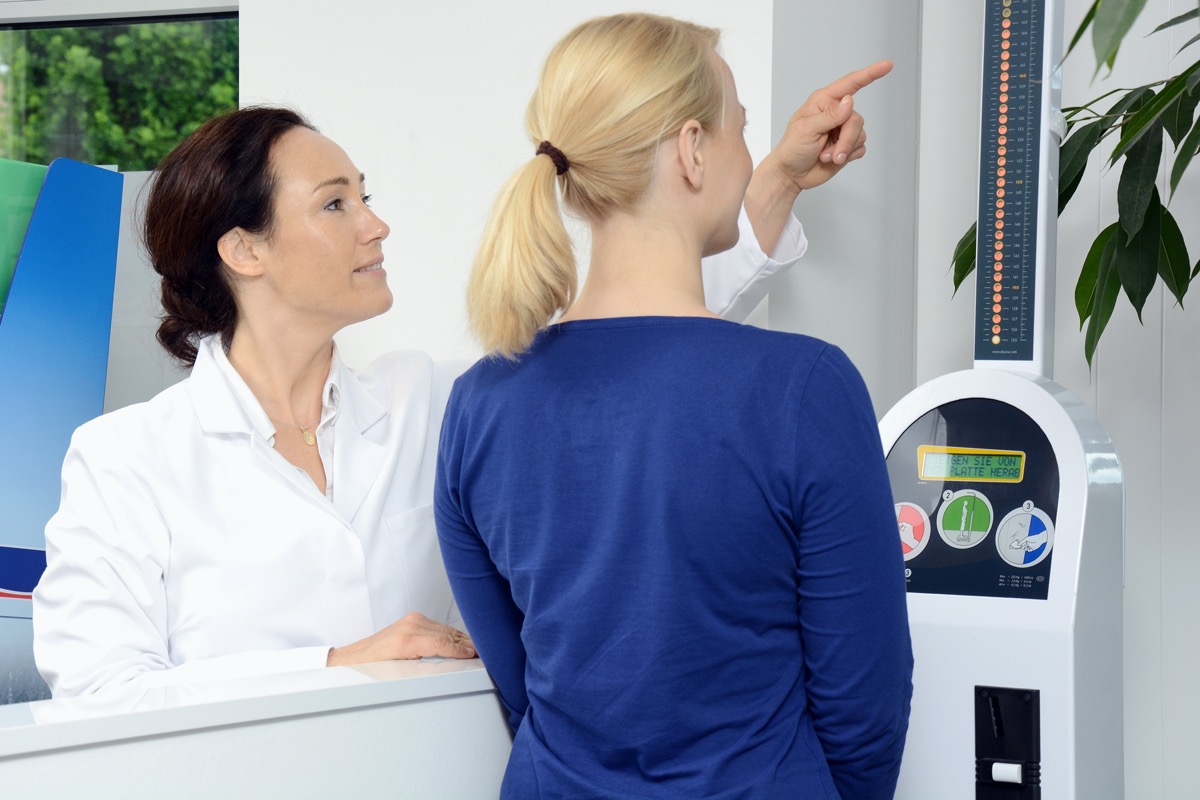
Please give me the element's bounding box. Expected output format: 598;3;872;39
814;59;894;101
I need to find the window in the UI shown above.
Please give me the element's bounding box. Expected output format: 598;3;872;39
0;14;237;170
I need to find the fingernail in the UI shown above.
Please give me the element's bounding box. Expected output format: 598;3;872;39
836;153;848;164
821;152;833;163
841;96;851;106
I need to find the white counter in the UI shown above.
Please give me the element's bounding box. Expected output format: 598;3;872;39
0;658;512;798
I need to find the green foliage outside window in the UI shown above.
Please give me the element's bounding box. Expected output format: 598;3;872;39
0;16;237;171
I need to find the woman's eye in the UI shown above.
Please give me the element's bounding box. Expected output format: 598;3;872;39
362;194;373;206
325;198;343;211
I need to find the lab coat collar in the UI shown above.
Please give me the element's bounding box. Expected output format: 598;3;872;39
186;336;272;439
327;350;389;523
325;348;388;434
186;336;389;524
186;336;388;435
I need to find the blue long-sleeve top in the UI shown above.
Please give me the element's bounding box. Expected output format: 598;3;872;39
435;317;913;799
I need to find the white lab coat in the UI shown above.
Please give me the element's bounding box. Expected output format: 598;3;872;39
33;210;806;697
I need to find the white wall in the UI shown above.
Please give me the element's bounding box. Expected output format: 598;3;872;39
919;1;1200;796
239;0;776;367
768;0;921;416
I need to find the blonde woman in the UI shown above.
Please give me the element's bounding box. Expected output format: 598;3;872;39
434;13;912;800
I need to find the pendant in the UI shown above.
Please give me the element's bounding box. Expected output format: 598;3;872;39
302;429;316;446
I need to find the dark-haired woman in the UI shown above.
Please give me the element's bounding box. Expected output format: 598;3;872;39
33;64;880;696
34;108;480;696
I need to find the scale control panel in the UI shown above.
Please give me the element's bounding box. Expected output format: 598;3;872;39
887;397;1058;600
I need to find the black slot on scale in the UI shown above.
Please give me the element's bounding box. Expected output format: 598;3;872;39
879;1;1124;798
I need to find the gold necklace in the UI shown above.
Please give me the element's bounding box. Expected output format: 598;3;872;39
268;415;320;446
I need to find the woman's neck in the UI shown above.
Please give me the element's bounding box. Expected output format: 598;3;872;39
559;209;715;323
226;323;334;426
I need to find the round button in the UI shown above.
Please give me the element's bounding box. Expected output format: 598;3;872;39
896;502;932;562
995;505;1055;568
937;490;994;549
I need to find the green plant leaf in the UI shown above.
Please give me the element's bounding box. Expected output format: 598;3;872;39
1061;91;1155;216
1192;259;1200;281
1114;187;1162;320
1061;120;1102;188
1170;114;1200;198
1181;32;1200;57
1064;85;1149;127
952;222;977;295
1117;120;1163;240
1164;83;1200;148
1077;223;1119;327
1159;205;1192;307
1102;86;1155;137
1067;1;1100;61
1150;7;1200;34
1059;120;1101;213
1060;162;1088;213
1084;227;1124;367
1110;62;1200;164
1093;0;1148;74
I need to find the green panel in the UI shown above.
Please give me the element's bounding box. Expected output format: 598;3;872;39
0;159;49;317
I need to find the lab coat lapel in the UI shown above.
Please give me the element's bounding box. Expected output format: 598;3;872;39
332;364;389;524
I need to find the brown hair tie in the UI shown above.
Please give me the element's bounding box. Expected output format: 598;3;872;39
536;140;570;175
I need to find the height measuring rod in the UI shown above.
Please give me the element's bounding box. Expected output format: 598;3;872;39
974;0;1064;378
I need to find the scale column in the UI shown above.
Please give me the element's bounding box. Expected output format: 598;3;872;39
973;0;1062;378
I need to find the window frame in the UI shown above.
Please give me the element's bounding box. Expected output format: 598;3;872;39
0;1;236;26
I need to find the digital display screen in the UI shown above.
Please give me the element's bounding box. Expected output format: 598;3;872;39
918;445;1025;483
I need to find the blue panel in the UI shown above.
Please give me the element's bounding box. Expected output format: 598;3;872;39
0;159;122;608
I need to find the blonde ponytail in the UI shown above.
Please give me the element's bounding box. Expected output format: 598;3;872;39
468;13;724;358
468;153;575;359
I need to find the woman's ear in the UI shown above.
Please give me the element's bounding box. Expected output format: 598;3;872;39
675;119;705;191
217;227;265;278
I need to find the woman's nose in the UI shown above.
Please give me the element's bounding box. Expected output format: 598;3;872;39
364;205;390;242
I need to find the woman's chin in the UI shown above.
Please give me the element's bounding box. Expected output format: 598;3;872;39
703;228;741;258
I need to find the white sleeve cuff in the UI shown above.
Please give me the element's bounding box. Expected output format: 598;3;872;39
701;206;808;323
770;211;808;263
